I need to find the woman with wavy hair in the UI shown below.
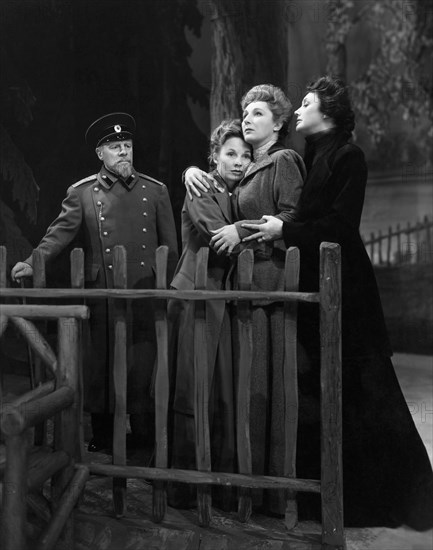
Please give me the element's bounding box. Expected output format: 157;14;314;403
242;76;433;529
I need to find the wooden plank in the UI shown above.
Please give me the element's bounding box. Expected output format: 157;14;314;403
87;463;321;492
415;222;422;263
0;313;8;337
397;223;401;262
70;248;85;289
194;247;212;526
153;245;169;523
36;465;89;550
27;450;70;492
52;316;80;548
1;431;30;550
7;380;55;408
283;247;299;530
32;249;46;289
235;249;253;523
377;230;383;264
1;305;89;319
0;386;74;436
112;245;128;518
0;245;6;288
70;248;86;462
0;288;320;303
319;243;345;550
30;249;47;447
386;227;392;266
10;316;57;375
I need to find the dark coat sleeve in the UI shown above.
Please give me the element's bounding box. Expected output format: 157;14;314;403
282;147;367;252
282;146;392;358
25;186;83;266
185;185;232;246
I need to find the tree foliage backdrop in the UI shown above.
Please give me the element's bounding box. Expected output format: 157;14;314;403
1;0;432;274
0;0;208;273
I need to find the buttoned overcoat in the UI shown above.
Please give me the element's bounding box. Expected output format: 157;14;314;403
26;164;178;413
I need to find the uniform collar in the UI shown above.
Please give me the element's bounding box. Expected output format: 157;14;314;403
97;164;139;190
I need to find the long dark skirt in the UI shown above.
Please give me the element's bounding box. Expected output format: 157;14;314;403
296;350;433;530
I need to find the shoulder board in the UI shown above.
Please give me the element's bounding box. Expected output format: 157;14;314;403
72;174;98;188
138;172;163;186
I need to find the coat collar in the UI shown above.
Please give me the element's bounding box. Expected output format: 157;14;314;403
96;164;139;190
210;170;232;223
241;141;287;182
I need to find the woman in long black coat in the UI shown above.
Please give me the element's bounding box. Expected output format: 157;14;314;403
242;76;433;530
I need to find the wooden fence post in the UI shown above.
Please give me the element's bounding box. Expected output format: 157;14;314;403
0;245;7;288
31;249;47;446
397;223;401;262
283;247;300;529
319;243;344;550
112;245;128;518
153;245;169;523
194;247;212;526
386;226;392;266
1;431;30;550
236;249;254;523
70;248;85;462
52;316;80;549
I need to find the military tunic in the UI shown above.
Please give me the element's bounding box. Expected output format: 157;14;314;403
25;164;178;413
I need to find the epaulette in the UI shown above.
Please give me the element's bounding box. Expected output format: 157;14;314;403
72;174;98;188
138;172;163;186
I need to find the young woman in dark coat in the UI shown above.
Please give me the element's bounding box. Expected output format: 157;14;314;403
242;76;433;530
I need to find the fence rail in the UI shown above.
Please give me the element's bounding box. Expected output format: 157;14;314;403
363;215;433;266
0;243;344;550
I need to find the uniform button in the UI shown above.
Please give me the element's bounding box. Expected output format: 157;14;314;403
94;187;99;192
142;228;147;232
143;212;147;216
100;216;105;221
142;197;147;202
108;265;113;270
103;231;108;236
142;245;146;249
97;200;102;206
105;248;111;253
140;262;145;267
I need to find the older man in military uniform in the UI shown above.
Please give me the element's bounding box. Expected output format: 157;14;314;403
12;112;178;453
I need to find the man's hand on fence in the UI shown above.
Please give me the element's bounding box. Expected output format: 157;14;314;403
11;262;33;282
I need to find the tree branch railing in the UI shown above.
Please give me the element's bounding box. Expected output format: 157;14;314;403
0;243;344;550
363;215;432;266
0;298;90;550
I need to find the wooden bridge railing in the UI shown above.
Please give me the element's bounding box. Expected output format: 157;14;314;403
0;298;90;550
363;215;432;266
0;242;344;550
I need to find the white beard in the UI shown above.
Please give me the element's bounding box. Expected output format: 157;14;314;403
113;162;132;179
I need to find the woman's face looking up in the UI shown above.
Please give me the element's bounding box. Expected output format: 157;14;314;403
214;136;252;191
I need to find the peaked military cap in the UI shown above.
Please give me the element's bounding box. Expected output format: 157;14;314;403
85;112;136;148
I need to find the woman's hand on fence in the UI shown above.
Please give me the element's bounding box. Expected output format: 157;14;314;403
184;167;213;200
241;216;283;242
11;262;33;282
210;225;241;255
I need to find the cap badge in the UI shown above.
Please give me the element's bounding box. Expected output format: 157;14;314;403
114;125;122;133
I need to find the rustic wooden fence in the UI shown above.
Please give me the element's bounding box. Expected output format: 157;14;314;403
0;257;89;549
363;215;433;266
0;242;344;550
